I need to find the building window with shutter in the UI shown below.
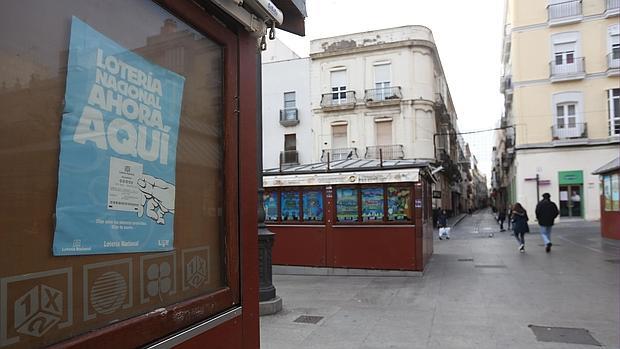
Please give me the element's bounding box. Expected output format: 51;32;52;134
609;89;620;135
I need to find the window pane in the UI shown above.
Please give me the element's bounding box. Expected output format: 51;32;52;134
284;92;295;109
336;188;359;222
612;174;620;211
264;192;278;222
604;176;613;211
555;54;563;65
330;70;346;88
567;104;575;115
281;192;300;221
0;2;227;347
566;52;574;63
302;191;324;221
387;187;411;221
556;105;564;116
361;187;384;221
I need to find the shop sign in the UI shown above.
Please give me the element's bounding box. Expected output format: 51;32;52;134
53;17;185;255
264;169;420;187
558;170;583;185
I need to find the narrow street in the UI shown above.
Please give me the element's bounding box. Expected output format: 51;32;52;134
260;210;620;349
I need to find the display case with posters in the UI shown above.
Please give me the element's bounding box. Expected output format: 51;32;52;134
0;1;306;348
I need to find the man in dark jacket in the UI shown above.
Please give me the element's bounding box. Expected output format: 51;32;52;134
535;193;559;253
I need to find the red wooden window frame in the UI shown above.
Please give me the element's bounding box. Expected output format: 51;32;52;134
50;1;242;348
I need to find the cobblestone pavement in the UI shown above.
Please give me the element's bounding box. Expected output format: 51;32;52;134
260;209;620;349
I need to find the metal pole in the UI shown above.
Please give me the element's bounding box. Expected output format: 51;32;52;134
256;48;278;310
536;174;540;203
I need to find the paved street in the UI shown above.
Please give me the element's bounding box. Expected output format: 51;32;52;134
260;210;620;349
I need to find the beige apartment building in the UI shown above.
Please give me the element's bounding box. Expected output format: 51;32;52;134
308;26;483;213
498;0;619;220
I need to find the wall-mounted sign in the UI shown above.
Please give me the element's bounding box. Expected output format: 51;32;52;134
53;17;185;255
432;190;442;199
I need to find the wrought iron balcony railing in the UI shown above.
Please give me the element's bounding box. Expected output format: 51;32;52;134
547;0;582;22
551;122;587;139
279;108;299;126
500;75;513;94
549;57;585;80
279;150;299;165
320;91;356;108
608;52;620;70
364;86;402;102
364;145;405;160
320;147;359;162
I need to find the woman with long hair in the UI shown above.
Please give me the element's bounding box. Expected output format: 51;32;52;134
511;202;529;252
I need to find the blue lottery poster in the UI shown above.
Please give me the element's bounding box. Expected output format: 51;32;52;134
53;17;185;255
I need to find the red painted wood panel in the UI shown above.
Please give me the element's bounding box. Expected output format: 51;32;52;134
331;226;416;270
269;225;327;266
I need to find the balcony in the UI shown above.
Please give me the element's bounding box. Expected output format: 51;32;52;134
320;91;356;111
551;122;587;140
605;0;620;17
549;57;585;82
607;52;620;77
364;86;402;107
500;75;512;94
364;145;405;160
547;0;583;26
434;93;451;124
279;108;299;127
279;150;299;165
320;147;359;162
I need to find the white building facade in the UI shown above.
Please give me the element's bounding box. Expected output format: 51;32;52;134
261;39;312;169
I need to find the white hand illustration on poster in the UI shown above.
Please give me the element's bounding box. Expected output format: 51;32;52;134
137;174;175;224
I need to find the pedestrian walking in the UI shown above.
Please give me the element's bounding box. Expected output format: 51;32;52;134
498;207;506;232
535;193;559;253
437;209;450;240
511;203;529;252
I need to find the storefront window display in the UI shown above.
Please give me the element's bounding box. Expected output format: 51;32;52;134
303;191;324;221
361;187;384;221
387;186;412;221
281;191;301;221
336;188;359;222
604;174;620;211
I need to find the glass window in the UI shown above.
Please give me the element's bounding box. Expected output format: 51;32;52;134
281;191;300;221
284;91;296;109
303;191;324;222
264;191;279;221
612;174;620;211
0;2;232;347
361;187;384;221
387;186;412;221
336;188;359;222
604;175;613;211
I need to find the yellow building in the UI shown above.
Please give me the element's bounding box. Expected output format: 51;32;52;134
500;0;619;220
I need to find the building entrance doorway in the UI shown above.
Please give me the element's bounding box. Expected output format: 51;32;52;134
559;185;582;217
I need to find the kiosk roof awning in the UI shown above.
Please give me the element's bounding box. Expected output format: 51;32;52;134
263;159;432;187
592;157;620;175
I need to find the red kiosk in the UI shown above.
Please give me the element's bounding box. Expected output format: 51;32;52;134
593;157;620;240
263;159;435;273
0;1;305;348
